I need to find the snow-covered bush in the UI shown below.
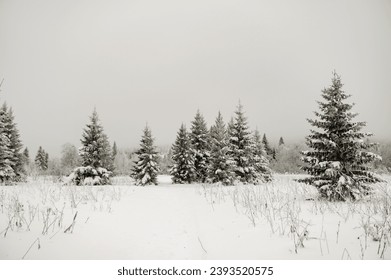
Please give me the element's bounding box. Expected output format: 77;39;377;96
66;166;112;186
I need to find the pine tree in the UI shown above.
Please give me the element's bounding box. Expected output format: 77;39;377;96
253;129;273;182
279;137;285;146
299;72;382;201
132;126;160;186
79;109;113;170
170;124;196;184
228;102;258;184
207;112;235;185
35;146;48;171
190;110;210;182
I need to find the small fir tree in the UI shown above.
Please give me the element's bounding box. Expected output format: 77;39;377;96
190;110;210;182
228;102;258;184
170;124;196;184
132;126;160;186
35;146;48;171
207;112;235;185
299;72;382;201
79;109;113;171
253;129;273;182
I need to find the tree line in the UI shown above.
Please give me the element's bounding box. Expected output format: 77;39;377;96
0;72;387;201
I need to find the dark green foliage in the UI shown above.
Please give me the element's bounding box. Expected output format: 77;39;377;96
190;110;210;182
170;124;196;184
207;112;235;185
132;126;160;186
299;72;382;201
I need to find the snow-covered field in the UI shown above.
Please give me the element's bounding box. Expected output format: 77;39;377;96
0;174;390;260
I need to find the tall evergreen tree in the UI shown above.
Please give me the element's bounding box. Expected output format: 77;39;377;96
170;124;196;184
0;104;14;182
79;109;113;171
300;72;382;201
35;146;48;171
132;126;160;186
190;110;210;182
253;129;273;182
0;104;24;181
208;112;235;185
228;102;258;184
7;107;25;179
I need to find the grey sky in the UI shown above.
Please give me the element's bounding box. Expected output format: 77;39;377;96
1;0;390;157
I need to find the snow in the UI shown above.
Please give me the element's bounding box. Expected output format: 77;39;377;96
0;174;390;260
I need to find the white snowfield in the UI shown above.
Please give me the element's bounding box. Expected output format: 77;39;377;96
0;174;390;260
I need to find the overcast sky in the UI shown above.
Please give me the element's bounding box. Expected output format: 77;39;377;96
1;0;390;157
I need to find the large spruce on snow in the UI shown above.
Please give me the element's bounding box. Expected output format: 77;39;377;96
207;111;235;185
190;110;210;182
300;72;381;201
132;126;160;186
0;102;25;183
170;124;196;184
70;109;113;185
228;103;259;184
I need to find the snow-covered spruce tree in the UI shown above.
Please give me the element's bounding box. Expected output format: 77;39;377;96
228;102;258;184
253;129;273;182
5;107;25;180
190;110;210;182
170;124;196;184
207;111;235;185
131;126;160;186
299;72;382;201
0;106;14;182
35;146;48;171
70;109;113;185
